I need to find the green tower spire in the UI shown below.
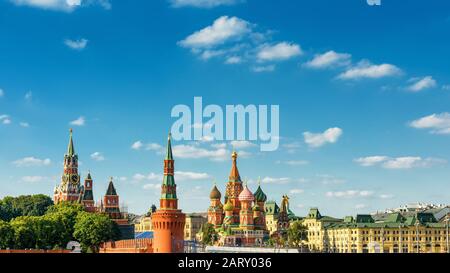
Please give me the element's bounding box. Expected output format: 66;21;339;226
166;132;173;160
67;128;75;156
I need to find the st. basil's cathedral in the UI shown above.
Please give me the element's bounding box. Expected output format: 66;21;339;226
206;151;291;247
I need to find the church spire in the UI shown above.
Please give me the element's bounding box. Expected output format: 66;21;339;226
67;128;75;156
229;151;242;183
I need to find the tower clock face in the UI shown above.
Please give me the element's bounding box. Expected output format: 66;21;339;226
71;175;79;183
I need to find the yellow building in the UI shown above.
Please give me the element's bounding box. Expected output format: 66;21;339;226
185;213;207;241
303;208;450;253
134;216;153;233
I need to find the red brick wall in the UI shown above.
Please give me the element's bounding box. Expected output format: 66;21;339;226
100;239;153;253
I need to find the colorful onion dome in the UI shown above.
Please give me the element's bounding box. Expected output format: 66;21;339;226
209;185;222;200
254;185;267;203
252;203;261;212
224;200;234;211
238;185;254;202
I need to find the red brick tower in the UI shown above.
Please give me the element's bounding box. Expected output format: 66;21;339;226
81;172;96;212
54;129;83;204
225;151;244;225
103;178;121;220
152;134;186;253
238;184;255;230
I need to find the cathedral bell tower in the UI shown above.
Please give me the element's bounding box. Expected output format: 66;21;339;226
225;151;244;225
54;129;83;204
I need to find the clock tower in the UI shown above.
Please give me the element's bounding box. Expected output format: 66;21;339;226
54;129;83;204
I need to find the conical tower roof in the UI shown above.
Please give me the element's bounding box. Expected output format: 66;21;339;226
67;128;75;156
166;133;173;161
106;178;117;196
229;151;242;183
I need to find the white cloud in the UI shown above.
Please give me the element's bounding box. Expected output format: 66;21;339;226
70;116;85;126
257;42;302;62
406;76;437;92
20;122;30;128
326;190;374;198
379;194;395;199
289;189;304;195
225;56;242;64
64;38;88;50
170;0;241;8
317;174;346;185
409;113;450;135
10;0;111;12
355;155;446;169
337;60;402;80
176;171;211;181
251;65;275;73
172;144;229;161
0;115;12;125
90;152;105;161
11;0;82;12
13;157;51;167
21;176;46;183
354;156;390;167
261;176;291;184
179;16;251;48
303;127;343;148
131;141;144;150
355;204;368;209
304;50;351;69
230;140;257;149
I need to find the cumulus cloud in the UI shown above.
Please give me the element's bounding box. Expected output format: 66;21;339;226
13;157;51;167
289;189;304;195
406;76;437;92
0;114;12;125
304;50;351;69
170;0;241;8
179;16;251;48
64;38;88;50
230;140;257;149
303;127;343;148
355;156;446;169
337;60;402;80
135;171;210;184
256;42;302;62
20;122;30;128
70;116;85;126
10;0;111;12
409;112;450;135
261;176;291;184
90;152;105;161
225;56;242;64
326;190;374;198
173;144;229;161
131;141;144;150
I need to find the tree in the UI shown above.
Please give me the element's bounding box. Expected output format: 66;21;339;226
0;220;14;249
0;195;53;221
73;212;118;253
10;216;37;249
199;223;219;246
287;221;308;248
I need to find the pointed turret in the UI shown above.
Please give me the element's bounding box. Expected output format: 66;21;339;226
229;151;241;182
67;128;75;156
160;133;178;208
106;178;117;196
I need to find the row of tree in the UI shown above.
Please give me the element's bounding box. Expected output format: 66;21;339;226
0;195;120;252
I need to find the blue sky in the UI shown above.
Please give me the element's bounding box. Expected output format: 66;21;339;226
1;0;450;217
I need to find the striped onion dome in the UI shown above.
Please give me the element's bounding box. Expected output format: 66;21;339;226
238;185;254;202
